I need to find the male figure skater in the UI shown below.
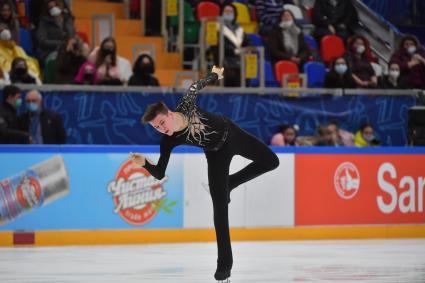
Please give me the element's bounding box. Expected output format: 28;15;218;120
130;66;279;282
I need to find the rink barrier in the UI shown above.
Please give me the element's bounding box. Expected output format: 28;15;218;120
1;226;425;246
1;146;425;246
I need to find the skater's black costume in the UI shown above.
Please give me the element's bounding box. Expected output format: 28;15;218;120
143;73;279;281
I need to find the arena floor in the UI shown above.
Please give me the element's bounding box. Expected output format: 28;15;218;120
1;239;424;282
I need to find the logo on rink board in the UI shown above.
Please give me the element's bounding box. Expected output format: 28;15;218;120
334;162;360;200
16;176;43;209
108;159;168;225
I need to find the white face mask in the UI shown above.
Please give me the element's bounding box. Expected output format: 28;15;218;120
356;45;365;54
0;29;12;41
407;46;416;55
335;64;348;75
389;70;400;79
50;6;62;17
279;20;293;29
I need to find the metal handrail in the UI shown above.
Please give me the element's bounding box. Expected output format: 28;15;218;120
5;84;423;97
240;46;265;88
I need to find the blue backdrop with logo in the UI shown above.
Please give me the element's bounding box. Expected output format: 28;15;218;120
0;90;416;146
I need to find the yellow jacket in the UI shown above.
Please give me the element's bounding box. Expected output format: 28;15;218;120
0;40;40;79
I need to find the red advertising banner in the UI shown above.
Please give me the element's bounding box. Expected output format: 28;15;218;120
295;154;425;225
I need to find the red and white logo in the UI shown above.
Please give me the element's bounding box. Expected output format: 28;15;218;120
108;160;168;225
17;176;42;209
334;162;360;200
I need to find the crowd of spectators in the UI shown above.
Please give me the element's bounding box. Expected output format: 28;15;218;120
1;0;424;146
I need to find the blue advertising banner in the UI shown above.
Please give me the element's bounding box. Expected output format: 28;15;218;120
0;90;416;146
0;146;183;230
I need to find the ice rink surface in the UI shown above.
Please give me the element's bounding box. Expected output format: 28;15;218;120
1;239;425;283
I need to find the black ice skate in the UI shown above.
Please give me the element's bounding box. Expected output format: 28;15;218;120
214;268;231;282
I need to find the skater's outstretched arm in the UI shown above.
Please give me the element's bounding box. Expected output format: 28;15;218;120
129;138;176;180
176;66;223;113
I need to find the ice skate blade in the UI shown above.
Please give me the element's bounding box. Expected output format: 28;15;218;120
217;280;230;283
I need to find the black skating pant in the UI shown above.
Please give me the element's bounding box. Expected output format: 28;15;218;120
204;120;280;271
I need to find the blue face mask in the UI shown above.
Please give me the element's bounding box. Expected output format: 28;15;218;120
27;102;39;112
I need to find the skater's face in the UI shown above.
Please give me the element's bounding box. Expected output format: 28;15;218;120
149;112;175;136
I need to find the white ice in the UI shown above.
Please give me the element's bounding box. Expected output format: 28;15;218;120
1;239;425;283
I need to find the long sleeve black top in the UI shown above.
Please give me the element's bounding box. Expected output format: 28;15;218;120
144;73;229;179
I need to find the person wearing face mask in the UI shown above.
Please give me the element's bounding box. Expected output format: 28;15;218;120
210;4;249;87
268;9;311;67
254;0;294;36
74;61;98;85
378;62;407;89
354;122;380;147
324;56;357;88
35;0;75;64
347;35;378;88
9;57;41;85
0;1;20;44
0;24;41;78
18;90;66;144
88;37;132;85
0;85;30;144
47;35;88;84
270;124;300;146
390;35;425;89
312;0;358;42
128;53;160;86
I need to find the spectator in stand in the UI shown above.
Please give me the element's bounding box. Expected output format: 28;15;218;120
324;56;357;88
0;65;10;84
211;4;249;87
347;35;378;88
270;124;300;146
88;37;132;85
35;0;75;64
18;90;66;144
268;9;311;67
314;125;337;146
0;1;19;44
30;0;73;29
9;57;41;85
128;53;160;86
0;24;41;79
312;0;358;42
46;35;88;84
378;61;407;89
390;34;425;89
327;120;354;146
255;0;294;37
0;85;30;144
354;123;380;147
74;61;98;85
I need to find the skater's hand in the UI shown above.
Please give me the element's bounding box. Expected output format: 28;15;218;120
129;152;146;167
212;65;224;80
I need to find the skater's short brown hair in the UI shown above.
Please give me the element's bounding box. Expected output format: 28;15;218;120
141;101;170;124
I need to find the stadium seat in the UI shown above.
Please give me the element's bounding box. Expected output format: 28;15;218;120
249;60;280;87
232;2;257;33
246;33;263;47
196;1;220;20
303;61;326;88
19;28;33;56
274;60;299;84
320;35;345;65
304;34;318;51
